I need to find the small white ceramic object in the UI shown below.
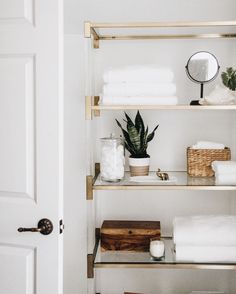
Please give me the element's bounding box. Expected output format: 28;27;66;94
150;240;165;258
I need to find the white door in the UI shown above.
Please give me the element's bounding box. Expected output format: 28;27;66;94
0;1;64;294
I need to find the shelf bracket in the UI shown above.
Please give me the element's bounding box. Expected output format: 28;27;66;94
91;28;100;49
87;228;100;279
86;175;93;200
85;96;92;120
95;162;100;178
94;96;100;117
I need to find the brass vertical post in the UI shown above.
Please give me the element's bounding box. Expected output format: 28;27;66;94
86;175;93;200
87;254;94;278
85;96;92;120
84;21;91;38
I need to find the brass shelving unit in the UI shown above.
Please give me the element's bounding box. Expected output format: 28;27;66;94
85;20;236;287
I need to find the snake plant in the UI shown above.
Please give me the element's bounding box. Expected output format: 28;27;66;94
116;111;159;158
221;67;236;91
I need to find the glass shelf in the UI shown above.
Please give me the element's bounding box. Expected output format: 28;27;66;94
93;172;236;191
92;104;236;111
94;238;236;270
85;96;236;119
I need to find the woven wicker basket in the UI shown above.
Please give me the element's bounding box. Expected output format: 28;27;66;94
187;147;231;177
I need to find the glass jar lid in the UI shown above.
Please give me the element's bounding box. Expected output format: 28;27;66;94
100;133;123;142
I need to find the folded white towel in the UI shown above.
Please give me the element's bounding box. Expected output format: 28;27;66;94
173;215;236;246
215;174;236;185
100;96;178;106
103;66;174;83
102;83;176;97
212;161;236;174
191;141;225;149
199;85;236;105
175;245;236;262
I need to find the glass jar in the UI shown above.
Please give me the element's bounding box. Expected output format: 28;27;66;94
100;134;125;182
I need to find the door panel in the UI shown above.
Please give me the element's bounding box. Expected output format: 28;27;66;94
0;1;63;293
0;245;35;294
0;55;35;199
0;0;34;25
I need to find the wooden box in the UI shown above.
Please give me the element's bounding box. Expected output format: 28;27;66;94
101;220;161;252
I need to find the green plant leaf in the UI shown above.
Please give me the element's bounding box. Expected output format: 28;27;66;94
221;67;236;91
140;126;148;154
135;111;146;154
115;119;136;156
124;112;141;151
124;141;136;156
147;125;159;143
135;111;145;136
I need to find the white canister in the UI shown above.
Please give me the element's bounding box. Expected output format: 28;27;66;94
100;134;125;182
150;239;165;258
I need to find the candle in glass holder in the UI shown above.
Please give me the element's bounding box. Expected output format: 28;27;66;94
150;239;165;258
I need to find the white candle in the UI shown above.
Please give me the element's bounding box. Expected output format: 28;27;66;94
150;240;165;258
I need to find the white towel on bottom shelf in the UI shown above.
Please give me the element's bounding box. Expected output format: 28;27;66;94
102;83;176;97
175;245;236;262
100;95;178;105
215;174;236;185
212;161;236;174
173;215;236;246
191;141;225;149
103;66;174;83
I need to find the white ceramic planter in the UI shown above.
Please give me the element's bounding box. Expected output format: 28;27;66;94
129;157;150;176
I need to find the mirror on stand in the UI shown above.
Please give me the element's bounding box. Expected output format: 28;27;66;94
185;51;220;105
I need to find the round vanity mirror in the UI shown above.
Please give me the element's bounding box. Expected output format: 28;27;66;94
186;51;220;99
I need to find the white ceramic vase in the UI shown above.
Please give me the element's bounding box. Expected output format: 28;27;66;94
129;157;150;176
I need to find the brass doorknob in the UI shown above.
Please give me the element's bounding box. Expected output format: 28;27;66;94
18;218;53;235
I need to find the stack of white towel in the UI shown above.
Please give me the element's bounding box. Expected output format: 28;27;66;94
173;215;236;262
191;141;225;149
212;161;236;185
100;65;178;105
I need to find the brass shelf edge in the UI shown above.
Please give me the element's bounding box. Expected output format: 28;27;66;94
90;21;236;29
99;34;236;40
93;185;236;191
91;104;236;111
94;263;236;270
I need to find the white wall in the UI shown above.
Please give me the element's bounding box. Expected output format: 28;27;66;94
64;35;87;294
64;0;236;34
64;1;236;293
